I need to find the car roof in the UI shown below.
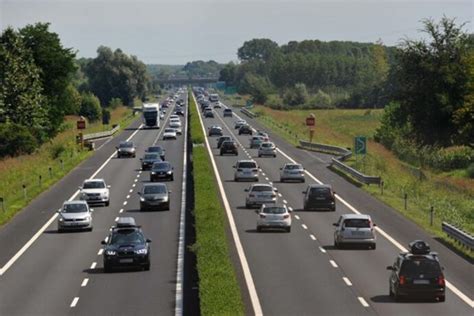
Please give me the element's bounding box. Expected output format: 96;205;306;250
143;182;167;188
340;214;371;220
63;200;88;206
251;183;273;188
284;163;302;167
115;217;137;228
237;159;256;163
308;184;332;189
84;178;105;183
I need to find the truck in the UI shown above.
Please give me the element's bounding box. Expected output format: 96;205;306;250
209;93;219;103
142;103;160;128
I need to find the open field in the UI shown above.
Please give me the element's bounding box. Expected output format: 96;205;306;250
0;106;136;226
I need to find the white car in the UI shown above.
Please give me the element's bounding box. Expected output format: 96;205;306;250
169;119;182;129
280;163;305;182
333;214;377;249
258;142;277;157
57;200;93;232
245;183;278;208
170;115;179;121
234;119;247;129
256;204;292;232
79;179;110;206
234;160;259;182
163;128;177;140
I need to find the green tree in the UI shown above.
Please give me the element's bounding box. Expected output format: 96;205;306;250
79;92;101;122
239;73;272;104
283;83;309;106
60;84;82;115
238;39;279;62
0;123;38;157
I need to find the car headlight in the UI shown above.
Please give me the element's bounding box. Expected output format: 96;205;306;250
140;197;145;202
105;250;116;256
86;215;92;221
103;191;109;197
135;248;148;255
58;217;64;222
167;171;172;174
151;172;156;175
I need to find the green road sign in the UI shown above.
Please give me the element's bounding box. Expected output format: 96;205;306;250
355;136;367;155
246;100;253;108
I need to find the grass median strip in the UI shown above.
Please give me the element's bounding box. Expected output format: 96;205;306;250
188;91;245;315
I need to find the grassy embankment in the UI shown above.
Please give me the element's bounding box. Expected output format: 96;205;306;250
250;105;473;257
0;106;137;226
188;90;245;315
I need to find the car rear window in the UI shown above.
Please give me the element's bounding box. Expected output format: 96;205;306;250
224;109;232;112
144;154;159;160
120;142;133;148
165;128;175;133
148;146;163;153
285;164;302;170
153;162;170;170
111;229;145;245
238;162;257;168
400;259;442;276
144;185;167;194
309;187;331;197
343;219;371;228
252;186;273;192
262;207;286;214
63;203;88;213
83;181;105;189
261;143;273;147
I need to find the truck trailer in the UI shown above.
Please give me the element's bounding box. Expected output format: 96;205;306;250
142;103;160;128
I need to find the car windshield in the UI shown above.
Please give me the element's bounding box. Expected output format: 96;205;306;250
343;219;371;228
144;185;167;194
83;181;105;189
262;143;273;147
400;259;442;276
262;207;286;214
252;186;273;192
153;162;170;170
63;203;88;213
223;142;235;147
110;229;145;245
224;109;231;112
120;142;133;148
165;129;175;133
144;154;159;160
285;164;302;170
309;187;331;197
238;162;256;168
148;147;163;153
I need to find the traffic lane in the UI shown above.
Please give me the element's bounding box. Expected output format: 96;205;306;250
0;118;142;268
199;105;371;315
0;121;160;315
219;109;474;314
72;103;187;315
228;105;474;303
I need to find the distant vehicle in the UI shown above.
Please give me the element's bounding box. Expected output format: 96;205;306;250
150;161;174;181
204;109;214;118
238;124;253;135
220;141;238;156
140;153;161;170
256;204;292;232
250;136;265;149
245;183;278;208
234;119;247;129
387;240;445;302
209;93;219;103
57;200;93;232
280;163;305;183
258;142;277;157
223;108;233;117
217;136;232;148
138;183;171;211
333;214;376;249
208;126;223;137
116;141;136;158
79;178;110;206
256;130;269;141
101;217;151;272
234;160;259;182
169;114;180;120
163;128;177;140
302;184;336;211
146;146;165;160
142;103;160;128
214;102;222;108
175;108;185;116
169;118;182;127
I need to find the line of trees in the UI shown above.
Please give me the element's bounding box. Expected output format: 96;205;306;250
0;23;150;158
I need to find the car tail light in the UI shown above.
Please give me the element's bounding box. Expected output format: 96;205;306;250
259;214;266;218
399;275;406;285
283;214;290;219
438;275;445;286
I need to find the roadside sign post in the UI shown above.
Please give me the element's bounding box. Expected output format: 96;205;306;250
306;114;316;143
354;136;367;171
77;117;86;150
0;197;4;212
245;100;253;109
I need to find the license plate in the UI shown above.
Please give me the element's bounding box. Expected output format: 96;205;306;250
351;231;365;236
120;258;134;263
413;279;430;285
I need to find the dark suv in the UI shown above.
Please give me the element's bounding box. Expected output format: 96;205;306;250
138;183;170;211
220;141;238;156
302;184;336;211
101;217;151;272
238;125;253;135
150;161;174;181
387;240;445;302
146;146;166;160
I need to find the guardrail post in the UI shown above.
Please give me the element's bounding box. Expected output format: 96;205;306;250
380;180;384;195
404;193;408;210
39;175;42;188
23;184;27;200
49;167;52;178
0;197;4;212
60;159;64;171
430;206;434;226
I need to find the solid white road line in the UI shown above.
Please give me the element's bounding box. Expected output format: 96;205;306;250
358;297;369;307
230;108;474;309
310;234;316;240
193;94;263;315
175;94;189;316
81;278;89;287
90;262;96;269
70;297;79;308
319;246;327;253
97;249;103;256
329;260;338;268
343;277;353;286
302;224;308;230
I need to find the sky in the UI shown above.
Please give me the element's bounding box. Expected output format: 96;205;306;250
1;0;472;64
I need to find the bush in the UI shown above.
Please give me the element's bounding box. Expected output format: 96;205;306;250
467;163;474;178
49;143;67;159
79;92;101;122
430;146;474;171
108;97;122;109
0;123;38;157
283;83;309;106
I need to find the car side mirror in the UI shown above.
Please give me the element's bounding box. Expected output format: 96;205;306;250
386;266;394;271
107;185;111;188
255;210;260;214
101;240;106;245
90;209;94;212
373;223;377;227
137;192;141;195
244;188;249;192
146;239;152;243
279;168;282;170
115;146;118;150
78;186;82;190
233;166;236;168
288;210;293;213
332;223;338;226
168;190;172;194
302;191;307;194
274;188;278;192
140;158;143;161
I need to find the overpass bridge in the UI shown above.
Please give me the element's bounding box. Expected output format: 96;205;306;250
155;76;219;88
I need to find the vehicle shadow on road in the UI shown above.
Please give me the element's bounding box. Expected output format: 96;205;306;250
370;295;393;303
245;229;287;234
370;295;438;304
43;229;89;234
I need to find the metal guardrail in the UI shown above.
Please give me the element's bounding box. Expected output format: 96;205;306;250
331;158;381;185
299;140;352;161
83;125;120;141
442;222;474;250
240;108;257;118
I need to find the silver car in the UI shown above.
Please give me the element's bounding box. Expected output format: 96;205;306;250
245;184;278;208
249;136;265;149
57;200;93;232
234;160;259;182
280;163;305;183
258;142;277;157
116;141;136;158
79;178;110;206
333;214;377;249
256;204;292;232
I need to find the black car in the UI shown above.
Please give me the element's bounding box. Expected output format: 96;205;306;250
116;141;136;158
223;108;233;117
138;183;170;211
208;126;223;137
302;184;336;211
146;146;165;160
220;141;238;156
150;161;174;181
217;136;232;148
175;108;185;116
101;217;151;272
238;125;253;135
204;109;214;118
140;153;161;170
387;240;445;302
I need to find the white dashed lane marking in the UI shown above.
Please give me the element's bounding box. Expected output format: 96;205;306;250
283;199;287;204
132;183;136;187
126;195;130;199
81;278;89;287
129;189;133;193
319;246;327;253
302;224;308;230
115;217;119;222
119;209;124;213
358;297;369;307
134;179;138;183
294;215;300;220
123;201;128;206
70;297;79;308
343;277;352;286
329;260;338;268
98;249;103;255
310;234;316;240
90;262;97;269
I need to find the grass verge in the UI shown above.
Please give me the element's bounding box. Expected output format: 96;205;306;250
188;90;245;315
0;106;137;226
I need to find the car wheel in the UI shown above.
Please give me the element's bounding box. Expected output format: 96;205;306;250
438;295;445;302
273;154;276;158
394;290;402;302
371;243;376;250
57;228;63;233
301;179;305;183
104;264;112;273
258;154;261;157
257;226;262;232
144;263;150;271
220;152;223;156
334;239;339;248
88;227;93;232
245;203;250;208
234;177;238;182
105;201;110;207
171;175;174;181
286;226;291;233
389;284;394;297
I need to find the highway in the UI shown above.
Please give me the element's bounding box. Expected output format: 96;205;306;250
0;93;188;315
195;93;473;316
